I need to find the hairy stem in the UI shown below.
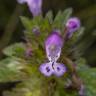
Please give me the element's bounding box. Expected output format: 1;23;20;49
41;78;57;96
61;56;84;95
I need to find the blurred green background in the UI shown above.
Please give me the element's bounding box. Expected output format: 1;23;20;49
0;0;96;66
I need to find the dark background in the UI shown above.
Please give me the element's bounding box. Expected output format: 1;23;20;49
0;0;96;66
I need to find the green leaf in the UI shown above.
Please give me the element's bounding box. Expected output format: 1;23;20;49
3;43;26;58
53;11;62;29
76;58;96;96
20;16;33;31
21;15;50;47
3;71;43;96
78;68;96;96
76;27;85;38
62;8;73;27
63;27;85;57
55;83;78;96
20;16;42;31
70;27;85;44
0;58;27;82
52;8;72;31
45;10;53;24
54;11;62;22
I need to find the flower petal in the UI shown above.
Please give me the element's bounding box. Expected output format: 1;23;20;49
45;32;63;62
53;63;66;77
17;0;42;16
17;0;26;4
27;0;42;16
39;62;54;77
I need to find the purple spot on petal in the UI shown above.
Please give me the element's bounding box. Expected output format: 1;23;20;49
57;67;60;71
53;63;66;77
39;63;53;77
46;67;50;72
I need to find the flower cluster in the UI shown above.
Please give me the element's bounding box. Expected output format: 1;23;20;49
39;18;80;77
17;0;81;77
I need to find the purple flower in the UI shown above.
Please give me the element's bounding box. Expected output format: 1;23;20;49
40;30;66;77
45;32;63;62
53;63;66;77
39;62;53;77
66;17;80;38
39;62;66;77
17;0;42;16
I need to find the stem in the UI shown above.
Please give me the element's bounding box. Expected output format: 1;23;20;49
61;56;84;95
48;79;57;96
41;78;57;96
0;4;23;58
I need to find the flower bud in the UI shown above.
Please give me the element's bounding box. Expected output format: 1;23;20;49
66;17;80;38
32;26;40;35
25;48;32;57
17;0;42;16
